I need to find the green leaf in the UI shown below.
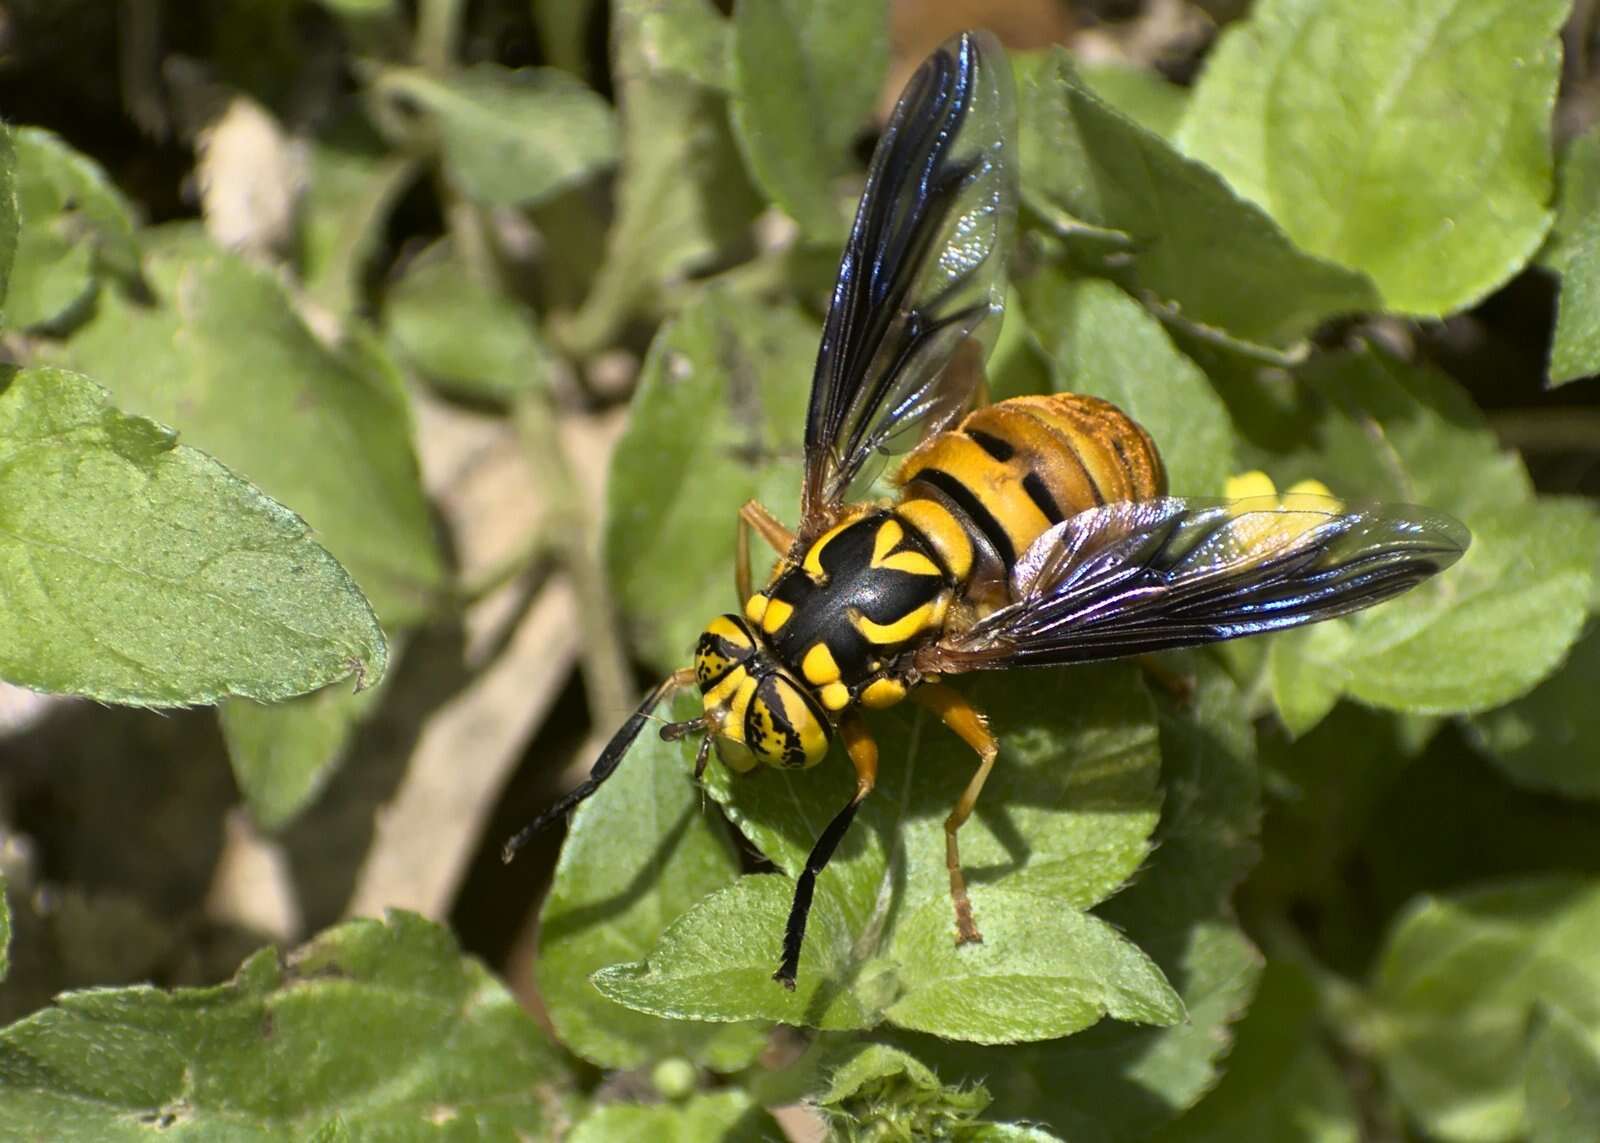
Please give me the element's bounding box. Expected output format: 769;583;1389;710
0;369;385;705
64;228;444;628
369;63;618;208
301;133;416;318
1548;212;1600;385
568;1090;777;1143
817;1042;1063;1141
1019;272;1236;496
385;241;553;400
7;126;140;331
1524;1005;1600;1143
1545;129;1600;385
532;0;601;78
596;667;1175;1043
1151;960;1358;1143
0;873;9;984
1255;348;1596;723
0;127;17;321
631;0;733;91
537;692;767;1071
1077;61;1188;140
899;659;1266;1141
0;912;578;1138
220;674;388;830
1468;621;1600;802
604;290;812;673
729;0;887;238
561;5;761;353
1370;876;1600;1143
1177;0;1563;317
1018;49;1379;348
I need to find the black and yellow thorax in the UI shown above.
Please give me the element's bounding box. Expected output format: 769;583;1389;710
693;391;1167;774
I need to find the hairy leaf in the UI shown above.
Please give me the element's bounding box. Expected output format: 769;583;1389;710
1150;960;1357;1143
1254;349;1595;724
1468;621;1600;802
0;912;578;1138
1370;876;1600;1142
64;228;443;627
220;677;387;830
596;667;1176;1044
900;660;1265;1140
730;0;887;237
604;290;812;672
561;3;761;353
7;127;139;330
0;369;384;705
1178;0;1563;316
1018;49;1378;348
1524;1005;1600;1143
537;694;767;1071
369;63;618;208
385;241;553;400
1546;128;1600;385
1078;62;1187;140
0;127;16;321
568;1090;777;1143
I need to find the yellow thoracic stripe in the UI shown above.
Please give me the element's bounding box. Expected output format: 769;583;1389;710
801;642;840;685
802;519;852;581
760;596;795;634
851;594;948;646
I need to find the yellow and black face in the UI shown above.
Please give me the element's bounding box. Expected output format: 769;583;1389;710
692;615;830;772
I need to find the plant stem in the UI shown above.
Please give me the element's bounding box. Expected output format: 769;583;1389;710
414;0;465;73
513;394;635;725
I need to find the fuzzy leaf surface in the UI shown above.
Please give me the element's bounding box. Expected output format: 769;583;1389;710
0;912;578;1139
1468;622;1600;802
385;242;552;400
1018;49;1378;347
1524;1005;1600;1143
730;0;886;237
898;660;1264;1140
537;693;767;1071
1263;349;1596;721
7;126;139;330
1370;876;1600;1142
1149;960;1358;1143
595;667;1176;1044
0;369;384;705
370;63;618;207
568;1091;777;1143
604;290;812;672
1178;0;1563;316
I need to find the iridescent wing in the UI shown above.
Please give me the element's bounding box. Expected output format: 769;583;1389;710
800;30;1016;538
919;496;1471;670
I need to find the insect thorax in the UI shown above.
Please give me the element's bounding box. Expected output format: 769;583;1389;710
743;510;954;718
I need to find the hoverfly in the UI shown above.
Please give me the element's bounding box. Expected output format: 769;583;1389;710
506;31;1469;989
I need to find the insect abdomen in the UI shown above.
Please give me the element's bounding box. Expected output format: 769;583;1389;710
895;393;1166;592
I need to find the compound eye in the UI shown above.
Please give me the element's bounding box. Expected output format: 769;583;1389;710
694;615;755;690
747;674;830;769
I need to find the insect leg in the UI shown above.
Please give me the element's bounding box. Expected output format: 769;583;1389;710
913;682;998;945
738;499;795;599
502;667;697;862
773;712;878;990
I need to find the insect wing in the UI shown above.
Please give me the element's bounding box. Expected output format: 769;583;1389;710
800;30;1017;535
921;497;1471;669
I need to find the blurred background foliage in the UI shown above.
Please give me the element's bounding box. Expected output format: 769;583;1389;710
0;0;1598;1139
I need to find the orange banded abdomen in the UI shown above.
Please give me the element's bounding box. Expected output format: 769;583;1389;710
892;393;1166;599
